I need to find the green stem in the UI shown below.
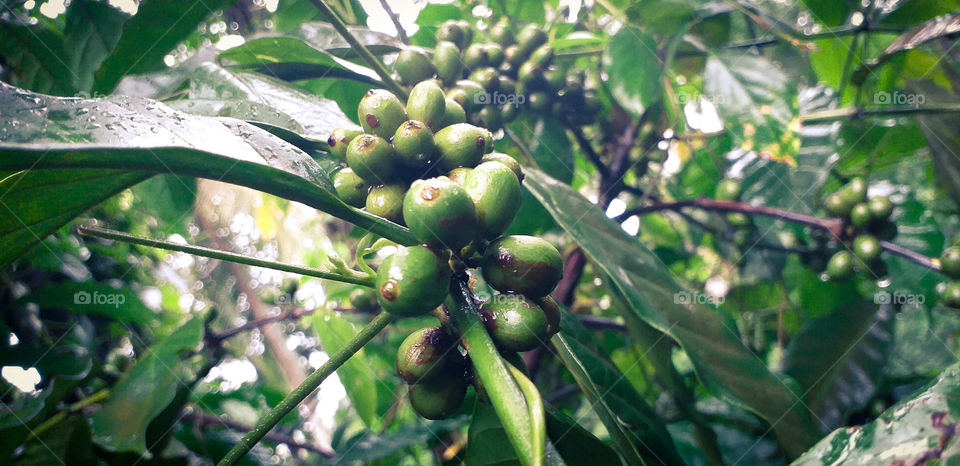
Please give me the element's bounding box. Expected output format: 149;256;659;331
218;312;395;466
446;280;542;466
800;103;960;123
78;225;375;287
29;389;109;440
307;0;408;99
507;365;545;465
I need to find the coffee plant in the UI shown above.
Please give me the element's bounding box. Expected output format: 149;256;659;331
2;0;960;465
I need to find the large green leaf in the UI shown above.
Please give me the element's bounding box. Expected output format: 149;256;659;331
551;308;683;465
784;301;895;432
880;0;960;26
62;0;127;93
507;115;574;183
466;402;522;465
90;316;204;456
217;37;381;83
852;15;960;85
297;22;404;57
544;406;622;466
524;168;819;457
336;416;469;463
602;26;662;117
910;81;960;206
312;312;377;428
794;361;960;464
93;0;236;94
0;22;75;95
799;0;852;26
0;82;415;268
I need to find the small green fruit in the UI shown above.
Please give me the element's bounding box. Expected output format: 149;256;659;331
408;370;467;420
484;43;505;67
436;20;466;48
527;91;550;112
406;81;447;131
941;247;960;278
501;102;518;122
463;161;522;239
346;134;395;183
433;41;463;84
516;24;548;60
849;203;872;229
826;251;855;280
840;177;868;205
517;61;544;89
537;296;562;336
376;245;452;317
392;120;436;170
482;235;563;298
543;67;565;93
365;184;406;224
528;44;554;68
462;44;489;69
481;152;523;180
942;282;960;309
825;192;853;217
853;234;881;263
349;287;377;311
396;327;456;384
403;177;478;250
714;179;742;202
868;197;893;221
450;80;486;112
327;127;362;161
480;293;549;352
395;49;436;85
726;213;751;228
469;67;500;92
497;76;517;96
358;89;407;138
446;167;472;184
457;20;473;45
332;167;369;207
504;44;525;69
472;105;503;131
489;19;514;46
440;99;467;128
434;123;488;171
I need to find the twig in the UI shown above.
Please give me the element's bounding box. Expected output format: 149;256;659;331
209;307;316;343
306;0;408;99
184;409;335;458
377;0;409;44
28;389;109;440
563;118;609;178
721;0;812;50
800;103;960;123
881;240;940;271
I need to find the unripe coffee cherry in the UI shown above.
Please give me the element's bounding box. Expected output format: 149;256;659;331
434;123;488;171
516;24;548;59
868;197;893;221
853;234;881;263
327;127;362;161
543;67;565;93
469;67;500;92
463;161;522;239
433;41;463;84
481;152;523;181
825;192;853;217
537;296;562;336
527;92;550;112
332;167;369;207
358;89;407;138
942;282;960;309
395;49;436;85
450;80;486;112
403;177;478;250
480;293;549;352
726;213;751;228
504;44;525;69
376;245;452;317
436;20;466;49
440;98;467;128
484;43;505;67
840;177;868;205
941;247;960;278
446;167;472;184
346;134;395;183
528;44;554;68
349;287;377;311
365;184;406;224
517;61;544;89
849;203;872;229
826;251;855;280
472;105;503;131
396;327;456;383
462;44;489;69
482;235;563;298
489;19;514;46
406;81;447;131
714;179;742;202
408;370;467;420
392;120;436;170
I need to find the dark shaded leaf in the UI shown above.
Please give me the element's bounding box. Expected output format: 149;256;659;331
217;37;381;83
524;168;819;457
0;382;53;429
880;0;960;26
18;281;156;325
337;416;469;463
63;0;128;93
544;406;622;465
799;0;852;26
626;0;697;36
602;26;662;117
0;22;75;95
14;416;96;466
466;403;522;466
853;15;960;85
909;81;960;205
508;115;574;183
298;22;404;57
312;311;377;428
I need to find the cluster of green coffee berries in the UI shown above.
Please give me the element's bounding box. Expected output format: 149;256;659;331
392;19;599;131
327;82;564;420
714;179;755;247
823;177;896;280
939;243;960;309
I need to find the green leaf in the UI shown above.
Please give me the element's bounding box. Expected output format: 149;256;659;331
91;316;204;456
130;175;197;234
63;0;128;93
602;27;662;117
880;0;960;26
467;402;522;465
13;416;96;466
0;22;75;95
17;282;157;326
551;308;683;465
489;1;545;24
312;311;377;428
0;82;416;266
799;0;852;26
217;37;381;84
909;81;960;206
508;115;574;183
853;15;960;85
0;382;54;429
784;301;895;432
297;22;404;57
337;416;469;463
524;167;819;457
93;0;235;94
794;361;960;464
544;406;622;466
552;31;607;52
626;0;697;36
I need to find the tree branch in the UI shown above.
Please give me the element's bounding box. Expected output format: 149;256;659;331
378;0;409;44
184;409;335;459
562;118;608;178
800;103;960;123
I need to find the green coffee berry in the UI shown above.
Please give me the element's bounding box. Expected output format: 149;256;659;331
332;167;369;207
469;67;500;92
440;98;467;128
715;179;742;202
498;76;517;96
481;152;523;181
941;247;960;278
433;41;463;84
840;177;868;205
543;66;565;93
726;213;751;228
537;296;562;336
942;281;960;309
403;176;478;249
517;61;544;89
480;293;549;352
446;167;472;184
456;20;473;45
358;89;407;138
396;327;456;384
849;203;872;229
434;123;488;171
528;44;554;68
463;161;522;238
463;43;489;69
365;184;406;224
472;105;503;131
825;192;853;217
349;287;378;312
408;369;467;420
346;134;395;183
327;127;363;161
406;81;447;131
376;245;452;317
868;197;893;221
853;234;881;263
451;80;486;112
489;19;514;46
484;43;505;67
504;44;525;69
501;102;518;122
516;24;548;60
395;49;436;85
826;251;855;280
436;20;466;48
482;235;563;298
393;120;436;170
527;91;550;112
